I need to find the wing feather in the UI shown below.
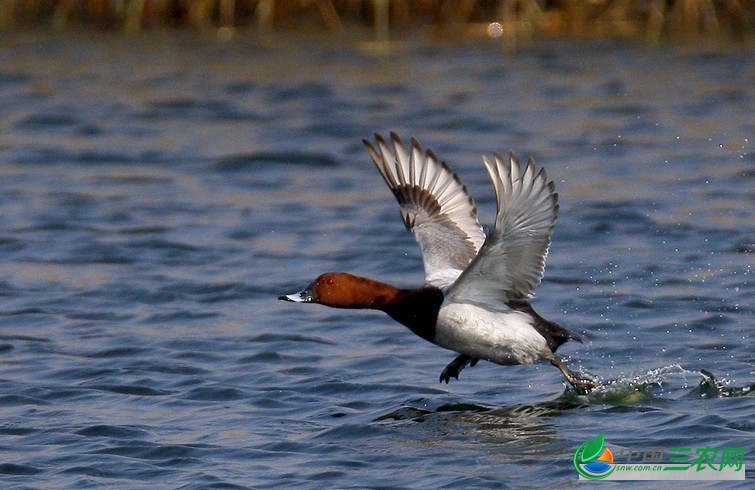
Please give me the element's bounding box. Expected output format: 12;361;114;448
363;133;486;288
445;151;558;303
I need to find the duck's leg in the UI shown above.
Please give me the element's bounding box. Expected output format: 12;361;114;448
550;356;598;394
439;354;479;383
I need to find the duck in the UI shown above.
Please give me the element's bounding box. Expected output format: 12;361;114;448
279;132;596;393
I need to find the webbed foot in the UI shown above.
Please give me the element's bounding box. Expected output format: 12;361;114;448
439;354;479;383
550;356;599;395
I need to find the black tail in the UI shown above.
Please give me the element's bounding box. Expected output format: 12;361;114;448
506;300;580;353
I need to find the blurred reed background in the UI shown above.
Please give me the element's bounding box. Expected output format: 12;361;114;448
0;0;751;42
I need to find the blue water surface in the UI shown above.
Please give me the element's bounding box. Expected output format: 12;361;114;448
0;32;753;488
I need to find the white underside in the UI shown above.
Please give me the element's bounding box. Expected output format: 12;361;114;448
434;301;549;365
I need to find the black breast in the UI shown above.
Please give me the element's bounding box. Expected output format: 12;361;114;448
382;287;444;343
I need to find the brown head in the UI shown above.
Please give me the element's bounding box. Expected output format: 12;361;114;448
278;272;401;309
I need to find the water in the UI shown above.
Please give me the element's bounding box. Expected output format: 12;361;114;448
0;32;752;487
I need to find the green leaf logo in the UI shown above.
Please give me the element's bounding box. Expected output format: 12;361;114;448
580;433;605;462
573;433;614;480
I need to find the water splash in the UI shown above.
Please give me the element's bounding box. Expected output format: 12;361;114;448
570;364;754;403
577;363;687;403
377;364;754;423
694;369;754;398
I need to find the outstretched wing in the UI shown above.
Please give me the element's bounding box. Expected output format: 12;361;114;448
363;132;486;288
445;151;558;304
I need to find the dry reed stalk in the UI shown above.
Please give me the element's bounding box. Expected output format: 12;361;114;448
0;0;748;41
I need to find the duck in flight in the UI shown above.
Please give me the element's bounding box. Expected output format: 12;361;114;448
280;132;596;393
